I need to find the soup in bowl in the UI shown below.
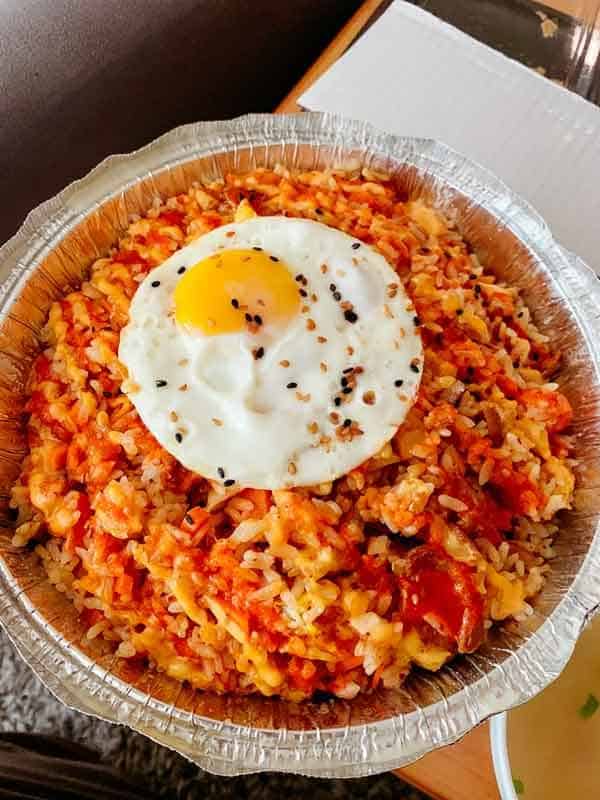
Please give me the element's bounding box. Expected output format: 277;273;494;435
492;615;600;799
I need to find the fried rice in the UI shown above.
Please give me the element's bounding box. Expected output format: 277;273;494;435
10;166;575;701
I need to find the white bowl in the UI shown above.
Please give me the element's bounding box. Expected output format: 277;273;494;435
491;713;517;800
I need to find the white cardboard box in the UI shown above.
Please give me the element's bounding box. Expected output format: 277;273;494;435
300;2;600;271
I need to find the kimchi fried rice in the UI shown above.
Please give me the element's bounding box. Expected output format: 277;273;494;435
10;166;575;701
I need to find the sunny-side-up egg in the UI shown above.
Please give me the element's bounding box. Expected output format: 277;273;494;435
118;216;423;489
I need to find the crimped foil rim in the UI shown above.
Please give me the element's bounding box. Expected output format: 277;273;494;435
0;113;599;777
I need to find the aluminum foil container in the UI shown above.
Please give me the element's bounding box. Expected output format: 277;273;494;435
1;113;600;778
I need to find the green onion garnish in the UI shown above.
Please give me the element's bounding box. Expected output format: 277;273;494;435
578;693;599;719
513;777;524;795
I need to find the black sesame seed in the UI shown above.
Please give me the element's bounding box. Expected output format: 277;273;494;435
341;377;348;387
175;432;183;443
155;379;168;388
103;390;112;398
231;298;240;309
517;311;524;318
469;273;476;280
394;379;404;387
343;418;352;427
184;513;193;525
269;255;279;262
333;291;342;301
456;309;464;316
255;346;265;360
151;280;161;288
252;246;263;252
343;367;354;374
224;479;235;487
315;208;323;215
254;314;262;325
177;266;186;274
413;315;421;326
351;242;361;250
217;467;225;479
295;274;303;282
334;397;342;407
329;283;337;292
342;386;352;395
286;382;298;389
245;312;253;322
344;310;358;324
301;276;308;286
532;352;539;361
300;289;308;297
410;362;420;374
474;284;482;295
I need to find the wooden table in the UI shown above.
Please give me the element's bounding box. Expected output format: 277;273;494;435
395;723;499;800
276;0;385;114
274;0;590;796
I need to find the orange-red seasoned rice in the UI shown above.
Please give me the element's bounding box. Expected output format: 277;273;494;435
10;166;575;700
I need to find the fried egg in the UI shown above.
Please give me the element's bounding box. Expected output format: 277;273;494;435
118;216;422;488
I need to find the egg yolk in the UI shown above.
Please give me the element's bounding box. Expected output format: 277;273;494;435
174;249;301;335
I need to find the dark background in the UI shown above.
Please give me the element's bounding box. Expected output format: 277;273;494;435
0;0;361;245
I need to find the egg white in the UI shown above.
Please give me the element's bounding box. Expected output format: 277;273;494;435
118;217;423;489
